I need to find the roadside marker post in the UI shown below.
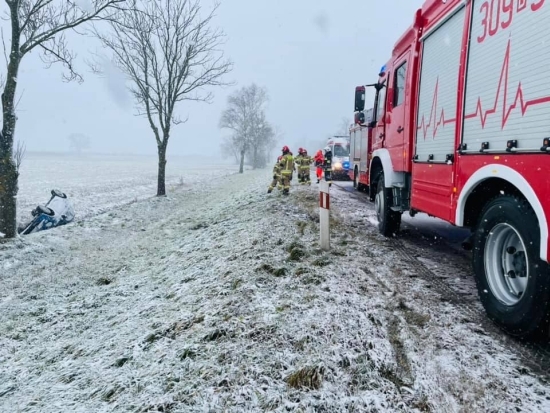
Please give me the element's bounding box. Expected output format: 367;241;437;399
319;180;330;250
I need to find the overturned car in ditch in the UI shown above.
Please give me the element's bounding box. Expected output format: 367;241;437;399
19;190;75;235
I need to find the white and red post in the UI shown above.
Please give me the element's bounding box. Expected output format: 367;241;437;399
319;180;330;250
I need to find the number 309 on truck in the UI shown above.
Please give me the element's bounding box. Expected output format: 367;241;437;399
352;0;550;340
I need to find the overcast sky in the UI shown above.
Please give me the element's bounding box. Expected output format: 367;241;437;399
5;0;424;158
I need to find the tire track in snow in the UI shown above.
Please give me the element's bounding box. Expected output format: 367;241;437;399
332;182;550;380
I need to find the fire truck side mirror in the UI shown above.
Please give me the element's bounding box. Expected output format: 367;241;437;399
354;86;366;112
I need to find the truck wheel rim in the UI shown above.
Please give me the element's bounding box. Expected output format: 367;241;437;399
375;190;383;224
484;223;529;306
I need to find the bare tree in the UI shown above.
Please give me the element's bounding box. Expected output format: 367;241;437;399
0;0;126;238
337;117;352;136
219;83;271;173
265;125;282;163
92;0;232;196
220;136;239;164
13;139;25;170
249;110;275;169
68;133;91;154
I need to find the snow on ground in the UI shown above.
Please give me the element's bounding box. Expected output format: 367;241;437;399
1;169;550;412
16;152;236;223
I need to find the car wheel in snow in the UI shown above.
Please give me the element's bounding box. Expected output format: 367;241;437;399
51;189;67;198
36;205;55;216
375;172;401;237
472;195;550;340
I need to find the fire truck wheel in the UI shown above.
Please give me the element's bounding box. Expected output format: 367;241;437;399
375;172;401;237
472;195;550;339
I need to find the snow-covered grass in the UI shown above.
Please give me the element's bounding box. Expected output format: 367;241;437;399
1;169;550;412
16;152;237;223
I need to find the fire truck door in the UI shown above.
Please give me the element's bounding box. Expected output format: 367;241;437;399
386;53;410;172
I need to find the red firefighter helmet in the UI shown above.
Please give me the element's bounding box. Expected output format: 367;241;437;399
282;145;290;153
298;147;304;154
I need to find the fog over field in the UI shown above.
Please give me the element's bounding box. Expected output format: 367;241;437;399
3;0;421;158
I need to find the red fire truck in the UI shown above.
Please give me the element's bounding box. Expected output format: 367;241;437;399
353;0;550;339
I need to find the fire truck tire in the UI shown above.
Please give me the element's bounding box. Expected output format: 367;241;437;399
472;195;550;339
375;173;401;237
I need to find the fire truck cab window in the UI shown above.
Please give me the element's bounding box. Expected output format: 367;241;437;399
393;62;406;107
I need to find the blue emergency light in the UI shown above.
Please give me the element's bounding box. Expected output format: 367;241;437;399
343;161;350;170
379;64;386;77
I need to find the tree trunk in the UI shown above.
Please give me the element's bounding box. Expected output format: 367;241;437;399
252;146;258;170
157;143;168;196
0;151;18;238
0;8;21;238
239;150;245;174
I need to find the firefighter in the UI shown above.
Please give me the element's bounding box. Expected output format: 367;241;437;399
289;150;295;182
295;148;305;183
299;148;313;185
314;149;324;183
323;146;333;187
268;155;283;193
279;145;294;195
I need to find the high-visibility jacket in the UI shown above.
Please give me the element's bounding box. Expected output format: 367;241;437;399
314;152;324;166
299;155;313;170
279;154;294;176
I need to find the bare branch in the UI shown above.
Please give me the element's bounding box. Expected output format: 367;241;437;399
1;28;9;67
13;0;131;82
13;140;26;170
39;35;82;82
14;88;25;110
20;0;128;54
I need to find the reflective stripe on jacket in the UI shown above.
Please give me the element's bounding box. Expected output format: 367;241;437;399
279;154;294;175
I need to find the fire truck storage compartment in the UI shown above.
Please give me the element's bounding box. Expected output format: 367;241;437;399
350;127;369;174
411;5;465;218
359;126;369;175
351;128;361;164
462;0;550;152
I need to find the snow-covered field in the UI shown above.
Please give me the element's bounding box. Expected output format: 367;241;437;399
16;152;236;223
2;167;550;412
